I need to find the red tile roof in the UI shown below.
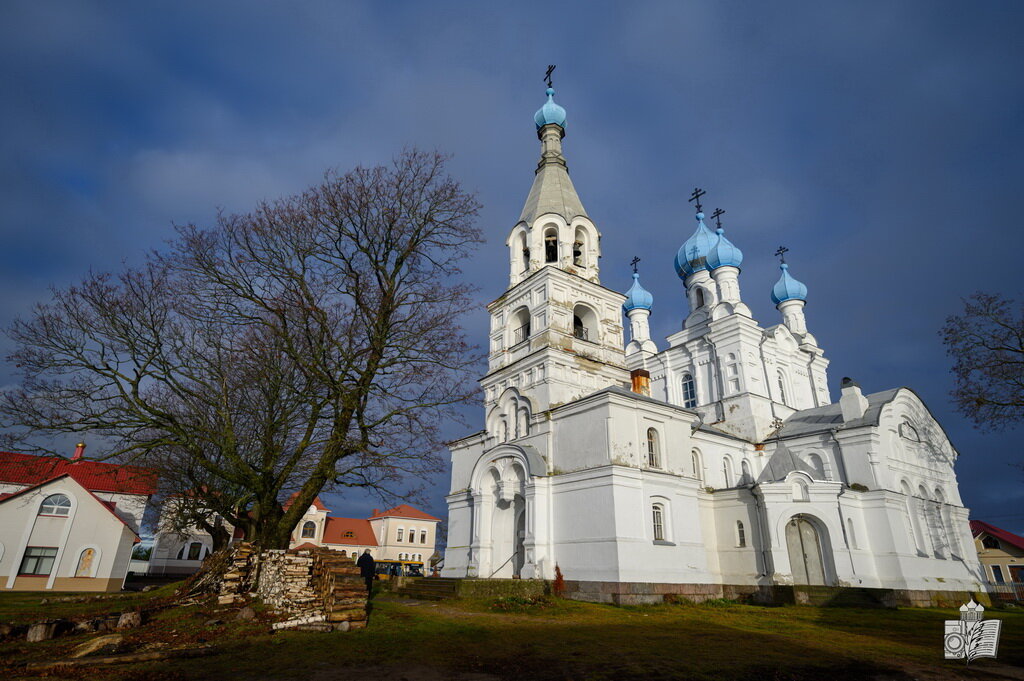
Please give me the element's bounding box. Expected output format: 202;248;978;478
369;504;441;522
282;492;330;512
322;517;378;546
291;542;318;551
0;451;157;496
971;520;1024;552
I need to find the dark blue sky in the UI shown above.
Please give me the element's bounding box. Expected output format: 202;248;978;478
1;2;1021;532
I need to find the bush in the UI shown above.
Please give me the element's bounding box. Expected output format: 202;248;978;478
553;564;565;598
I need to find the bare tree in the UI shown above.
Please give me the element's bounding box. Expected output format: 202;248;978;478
941;292;1024;431
1;150;483;548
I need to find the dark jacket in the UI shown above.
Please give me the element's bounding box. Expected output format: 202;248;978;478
356;552;375;578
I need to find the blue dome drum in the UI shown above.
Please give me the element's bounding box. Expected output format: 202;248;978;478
707;228;743;270
534;87;567;130
674;212;717;279
623;272;654;313
771;263;808;305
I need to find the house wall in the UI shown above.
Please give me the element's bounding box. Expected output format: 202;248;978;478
975;535;1024;583
0;478;137;592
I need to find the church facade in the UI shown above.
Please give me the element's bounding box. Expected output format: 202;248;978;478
441;85;986;604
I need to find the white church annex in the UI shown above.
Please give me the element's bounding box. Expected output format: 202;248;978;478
440;83;987;606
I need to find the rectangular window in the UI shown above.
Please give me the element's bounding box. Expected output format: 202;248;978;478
420;531;427;544
19;547;58;576
409;530;416;543
992;565;1004;583
397;529;404;542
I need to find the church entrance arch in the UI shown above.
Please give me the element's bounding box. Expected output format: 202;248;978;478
785;515;829;586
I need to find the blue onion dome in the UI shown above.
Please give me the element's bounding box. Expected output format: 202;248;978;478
622;272;654;313
771;263;809;305
534;87;567;129
674;212;717;279
706;228;744;270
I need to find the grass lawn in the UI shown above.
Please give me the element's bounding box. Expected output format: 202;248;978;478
1;587;1022;680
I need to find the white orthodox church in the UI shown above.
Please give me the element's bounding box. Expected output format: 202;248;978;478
441;85;987;605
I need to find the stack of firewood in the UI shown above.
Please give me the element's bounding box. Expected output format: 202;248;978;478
217;542;257;605
311;550;367;629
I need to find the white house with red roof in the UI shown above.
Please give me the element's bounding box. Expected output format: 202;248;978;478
148;494;440;573
290;497;440;564
971;520;1024;586
0;445;157;592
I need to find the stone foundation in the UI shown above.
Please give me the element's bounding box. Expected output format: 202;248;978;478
563;580;991;608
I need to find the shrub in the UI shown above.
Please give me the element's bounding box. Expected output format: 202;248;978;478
553;564;565;598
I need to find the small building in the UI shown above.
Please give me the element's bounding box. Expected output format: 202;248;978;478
0;447;156;592
289;498;440;564
971;520;1024;585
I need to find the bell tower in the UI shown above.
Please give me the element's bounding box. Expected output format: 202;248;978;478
482;83;629;441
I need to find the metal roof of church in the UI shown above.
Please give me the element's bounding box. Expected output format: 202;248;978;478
773;389;901;439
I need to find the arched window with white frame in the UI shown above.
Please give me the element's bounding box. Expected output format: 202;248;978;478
39;493;71;517
721;456;733;487
740;459;752;485
651;503;666;542
646;428;661;468
777;369;789;405
543;226;559;263
735;521;746;547
301;521;316;539
691;449;703;482
681;373;697;408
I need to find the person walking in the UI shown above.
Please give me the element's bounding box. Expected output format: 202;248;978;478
356;549;376;596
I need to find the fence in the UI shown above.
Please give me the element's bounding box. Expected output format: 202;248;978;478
987;581;1024;603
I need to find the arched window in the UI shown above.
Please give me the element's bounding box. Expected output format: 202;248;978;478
544;227;558;263
806;453;825;479
520;232;530;272
740;460;752;485
646;428;661;468
75;548;97;577
511;307;531;346
177;542;204;561
691;449;703;482
695;288;706;308
847;518;858;549
681;373;697;408
792;478;809;502
777;369;788;405
397;528;404;542
652;504;666;541
722;457;733;487
572;240;584;267
572;304;598;342
39;494;71;516
736;521;746;548
301;521;316;539
420;531;427;544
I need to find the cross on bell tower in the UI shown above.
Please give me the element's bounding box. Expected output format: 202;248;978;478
544;65;556;88
775;246;789;264
630;256;641;274
688;187;706;213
